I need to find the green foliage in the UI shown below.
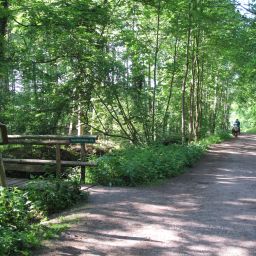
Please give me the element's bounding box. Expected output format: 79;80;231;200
0;177;85;255
198;132;232;148
0;221;68;256
0;187;42;229
0;187;43;255
88;133;230;186
245;127;256;134
88;144;204;186
1;0;246;142
25;177;83;214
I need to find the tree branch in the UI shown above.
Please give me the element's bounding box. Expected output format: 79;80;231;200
85;123;131;141
12;18;40;27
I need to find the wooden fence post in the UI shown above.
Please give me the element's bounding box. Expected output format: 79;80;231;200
0;154;7;187
56;144;61;177
80;143;86;184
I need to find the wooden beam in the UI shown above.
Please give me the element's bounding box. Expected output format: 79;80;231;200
3;158;96;167
0;154;7;187
7;139;71;145
4;163;52;172
56;144;61;177
7;178;28;187
7;135;98;145
0;123;8;144
8;135;98;140
80;143;86;184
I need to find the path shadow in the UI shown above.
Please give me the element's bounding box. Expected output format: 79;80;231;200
34;135;256;256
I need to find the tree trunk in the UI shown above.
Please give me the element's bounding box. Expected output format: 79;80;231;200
181;1;192;144
77;104;84;136
152;0;161;142
211;75;219;134
162;37;179;136
0;0;9;95
194;28;202;141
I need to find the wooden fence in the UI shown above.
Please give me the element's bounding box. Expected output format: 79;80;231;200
0;134;98;187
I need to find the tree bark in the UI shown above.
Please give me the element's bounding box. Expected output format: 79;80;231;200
162;37;179;136
181;1;192;144
0;0;9;93
189;39;196;142
152;0;161;141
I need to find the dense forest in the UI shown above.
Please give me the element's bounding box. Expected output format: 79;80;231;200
2;1;256;254
0;0;256;144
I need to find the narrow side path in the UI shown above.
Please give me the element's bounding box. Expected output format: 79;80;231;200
35;135;256;256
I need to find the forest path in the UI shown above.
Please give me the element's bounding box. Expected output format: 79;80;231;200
35;134;256;256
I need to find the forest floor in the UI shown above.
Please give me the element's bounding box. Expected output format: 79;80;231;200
34;134;256;256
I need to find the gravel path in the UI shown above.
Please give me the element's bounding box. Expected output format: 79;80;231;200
35;134;256;256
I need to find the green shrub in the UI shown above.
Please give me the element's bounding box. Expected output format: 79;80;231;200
26;177;83;214
0;187;44;255
0;177;85;255
0;187;43;230
198;132;231;148
245;127;256;134
87;133;230;187
87;144;204;186
0;219;68;256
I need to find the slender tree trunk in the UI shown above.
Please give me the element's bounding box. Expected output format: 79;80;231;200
189;39;196;142
148;62;151;88
68;104;75;135
194;29;202;141
211;75;219;134
114;93;141;144
152;0;161;141
98;95;134;142
162;37;179;136
0;0;9;93
69;119;73;135
90;106;95;135
181;1;192;144
198;51;205;137
77;104;83;136
0;0;8;61
224;86;230;131
32;62;38;98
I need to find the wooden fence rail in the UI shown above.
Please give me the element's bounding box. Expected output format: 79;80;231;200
7;135;97;145
1;134;98;186
0;154;7;187
3;158;97;167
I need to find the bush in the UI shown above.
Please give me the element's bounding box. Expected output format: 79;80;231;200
26;177;83;214
87;144;204;186
87;133;230;187
0;188;42;230
245;127;256;134
0;187;44;255
198;132;231;148
0;177;85;255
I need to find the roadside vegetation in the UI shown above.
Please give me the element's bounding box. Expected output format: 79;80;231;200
88;133;231;186
0;177;86;256
244;128;256;134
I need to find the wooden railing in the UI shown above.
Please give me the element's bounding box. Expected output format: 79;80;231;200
1;134;98;186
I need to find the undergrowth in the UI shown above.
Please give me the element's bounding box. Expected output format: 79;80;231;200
0;177;87;256
245;127;256;134
87;133;231;186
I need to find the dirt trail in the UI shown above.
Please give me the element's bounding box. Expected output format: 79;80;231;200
35;134;256;256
